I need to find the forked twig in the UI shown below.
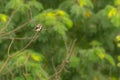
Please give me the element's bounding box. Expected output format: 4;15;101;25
0;31;40;75
10;32;39;58
49;39;77;80
0;38;15;74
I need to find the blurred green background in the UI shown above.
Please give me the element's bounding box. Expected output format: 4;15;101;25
0;0;120;80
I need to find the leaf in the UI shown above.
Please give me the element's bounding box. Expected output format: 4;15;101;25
80;0;93;8
89;40;102;47
31;53;44;62
62;17;73;28
115;35;120;42
6;0;24;9
53;22;67;36
70;4;83;17
117;55;120;61
45;16;57;26
28;0;43;11
108;7;117;18
0;14;8;22
114;0;120;6
105;54;115;66
69;56;80;68
111;13;120;27
117;62;120;67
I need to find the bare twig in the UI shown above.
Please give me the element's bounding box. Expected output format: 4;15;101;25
10;32;39;58
6;67;15;79
51;58;58;80
0;39;15;74
0;57;10;75
0;31;40;75
22;54;30;80
0;19;32;37
63;39;69;54
49;39;77;80
1;37;33;40
7;39;14;56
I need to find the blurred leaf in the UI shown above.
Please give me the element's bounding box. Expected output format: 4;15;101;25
62;16;73;28
0;14;8;22
6;0;43;14
28;0;43;11
69;56;80;68
53;22;67;36
111;13;120;27
105;54;115;66
114;0;120;6
117;55;120;61
6;0;24;9
117;62;120;67
70;4;84;17
108;7;117;18
89;40;102;47
80;0;93;8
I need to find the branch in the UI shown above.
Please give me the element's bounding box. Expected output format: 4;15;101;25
49;39;77;80
0;19;32;37
1;37;33;40
7;39;14;56
0;10;17;34
0;30;40;75
0;39;14;74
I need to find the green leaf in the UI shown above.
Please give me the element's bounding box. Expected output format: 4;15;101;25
6;0;24;9
111;13;120;27
105;54;115;66
69;56;80;68
62;17;73;28
53;22;67;36
45;16;57;26
114;0;120;6
89;40;102;47
80;0;93;8
28;0;43;11
70;4;83;17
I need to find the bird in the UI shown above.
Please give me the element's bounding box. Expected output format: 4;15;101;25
35;24;43;32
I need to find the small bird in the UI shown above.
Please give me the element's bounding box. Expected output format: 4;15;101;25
35;24;43;32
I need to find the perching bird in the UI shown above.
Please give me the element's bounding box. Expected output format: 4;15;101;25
35;24;43;32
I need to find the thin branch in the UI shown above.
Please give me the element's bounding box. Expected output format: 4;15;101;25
0;10;17;34
49;39;77;80
22;55;30;80
63;39;69;54
51;58;59;80
10;32;39;58
0;31;39;75
7;39;14;56
66;39;77;62
6;67;14;79
0;57;10;75
0;39;15;74
0;19;32;37
1;37;33;40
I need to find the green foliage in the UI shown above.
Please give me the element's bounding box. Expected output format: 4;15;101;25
6;0;43;14
69;56;80;68
59;0;93;21
0;50;48;80
34;9;73;36
0;0;120;80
